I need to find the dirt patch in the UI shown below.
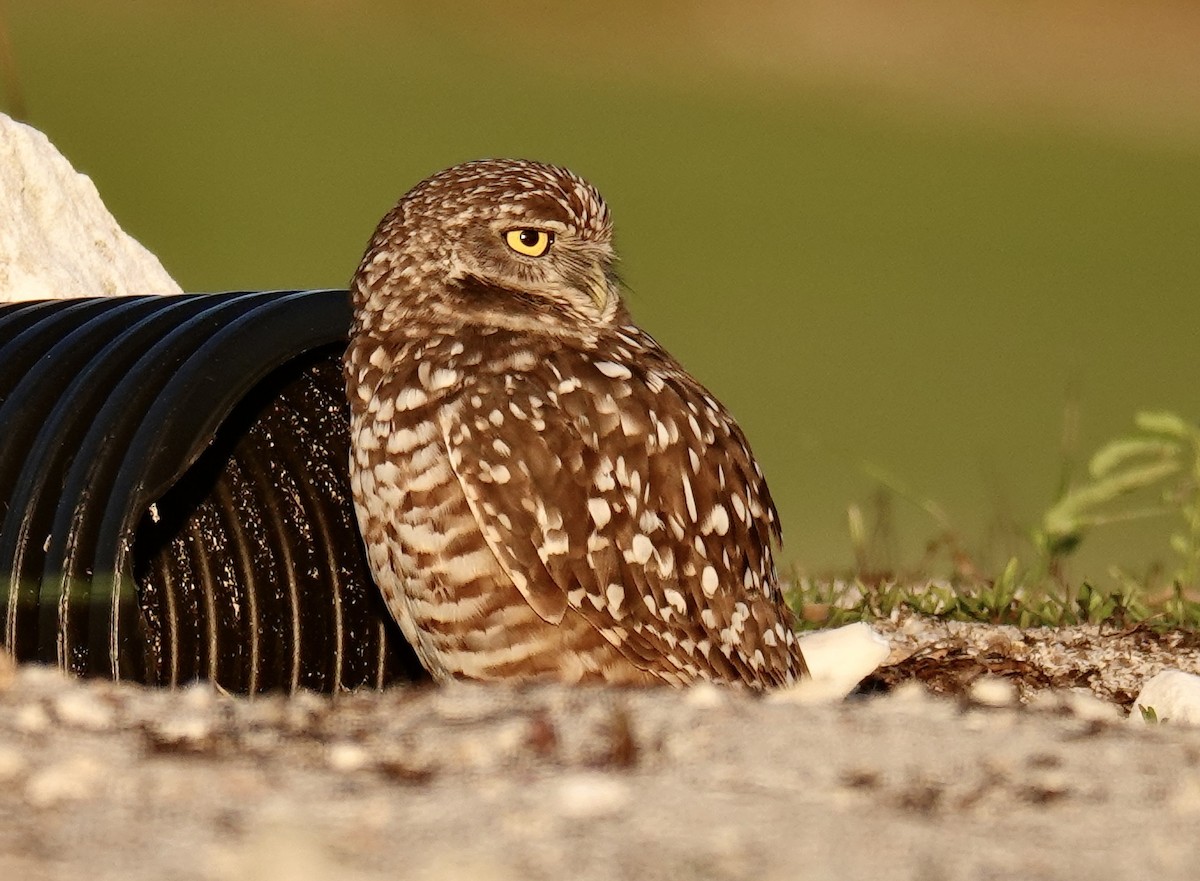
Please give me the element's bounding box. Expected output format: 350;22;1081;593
2;618;1199;881
869;614;1200;706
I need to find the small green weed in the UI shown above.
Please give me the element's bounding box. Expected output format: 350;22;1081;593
785;567;1183;630
800;409;1200;630
1036;410;1200;592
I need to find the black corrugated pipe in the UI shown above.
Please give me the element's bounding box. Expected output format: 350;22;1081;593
0;290;426;693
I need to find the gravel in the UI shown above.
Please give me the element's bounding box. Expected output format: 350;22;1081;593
2;617;1199;881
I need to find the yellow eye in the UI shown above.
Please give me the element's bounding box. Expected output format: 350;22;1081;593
504;228;554;257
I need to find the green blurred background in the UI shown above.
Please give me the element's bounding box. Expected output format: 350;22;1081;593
4;1;1198;581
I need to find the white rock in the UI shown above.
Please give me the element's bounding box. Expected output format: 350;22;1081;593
0;112;181;302
771;623;891;704
1131;669;1200;726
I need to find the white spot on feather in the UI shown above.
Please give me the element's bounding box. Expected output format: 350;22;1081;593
606;583;625;613
596;360;632;379
655;420;670;448
705;505;730;536
638;510;662;533
395;387;428;411
373;398;394;422
654;548;675;578
373;460;400;485
427;367;458;391
539;529;570;558
681;474;697;522
630;534;654;565
588;498;612;529
356;426;381;451
386;424;434;454
664;588;686;615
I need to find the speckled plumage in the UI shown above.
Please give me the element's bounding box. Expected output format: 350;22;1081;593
345;159;807;688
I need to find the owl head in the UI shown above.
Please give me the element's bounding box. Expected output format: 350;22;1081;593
353;159;626;335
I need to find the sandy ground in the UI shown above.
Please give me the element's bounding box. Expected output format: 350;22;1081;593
2;616;1199;881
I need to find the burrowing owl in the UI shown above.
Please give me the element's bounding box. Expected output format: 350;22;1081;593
345;159;807;688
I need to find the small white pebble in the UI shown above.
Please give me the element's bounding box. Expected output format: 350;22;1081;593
684;682;726;710
1060;689;1121;722
556;774;630;819
154;715;213;745
327;742;370;772
968;676;1017;709
888;680;932;703
1030;769;1070;797
54;690;116;731
179;680;220;709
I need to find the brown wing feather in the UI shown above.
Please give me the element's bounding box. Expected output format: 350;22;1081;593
439;333;806;687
